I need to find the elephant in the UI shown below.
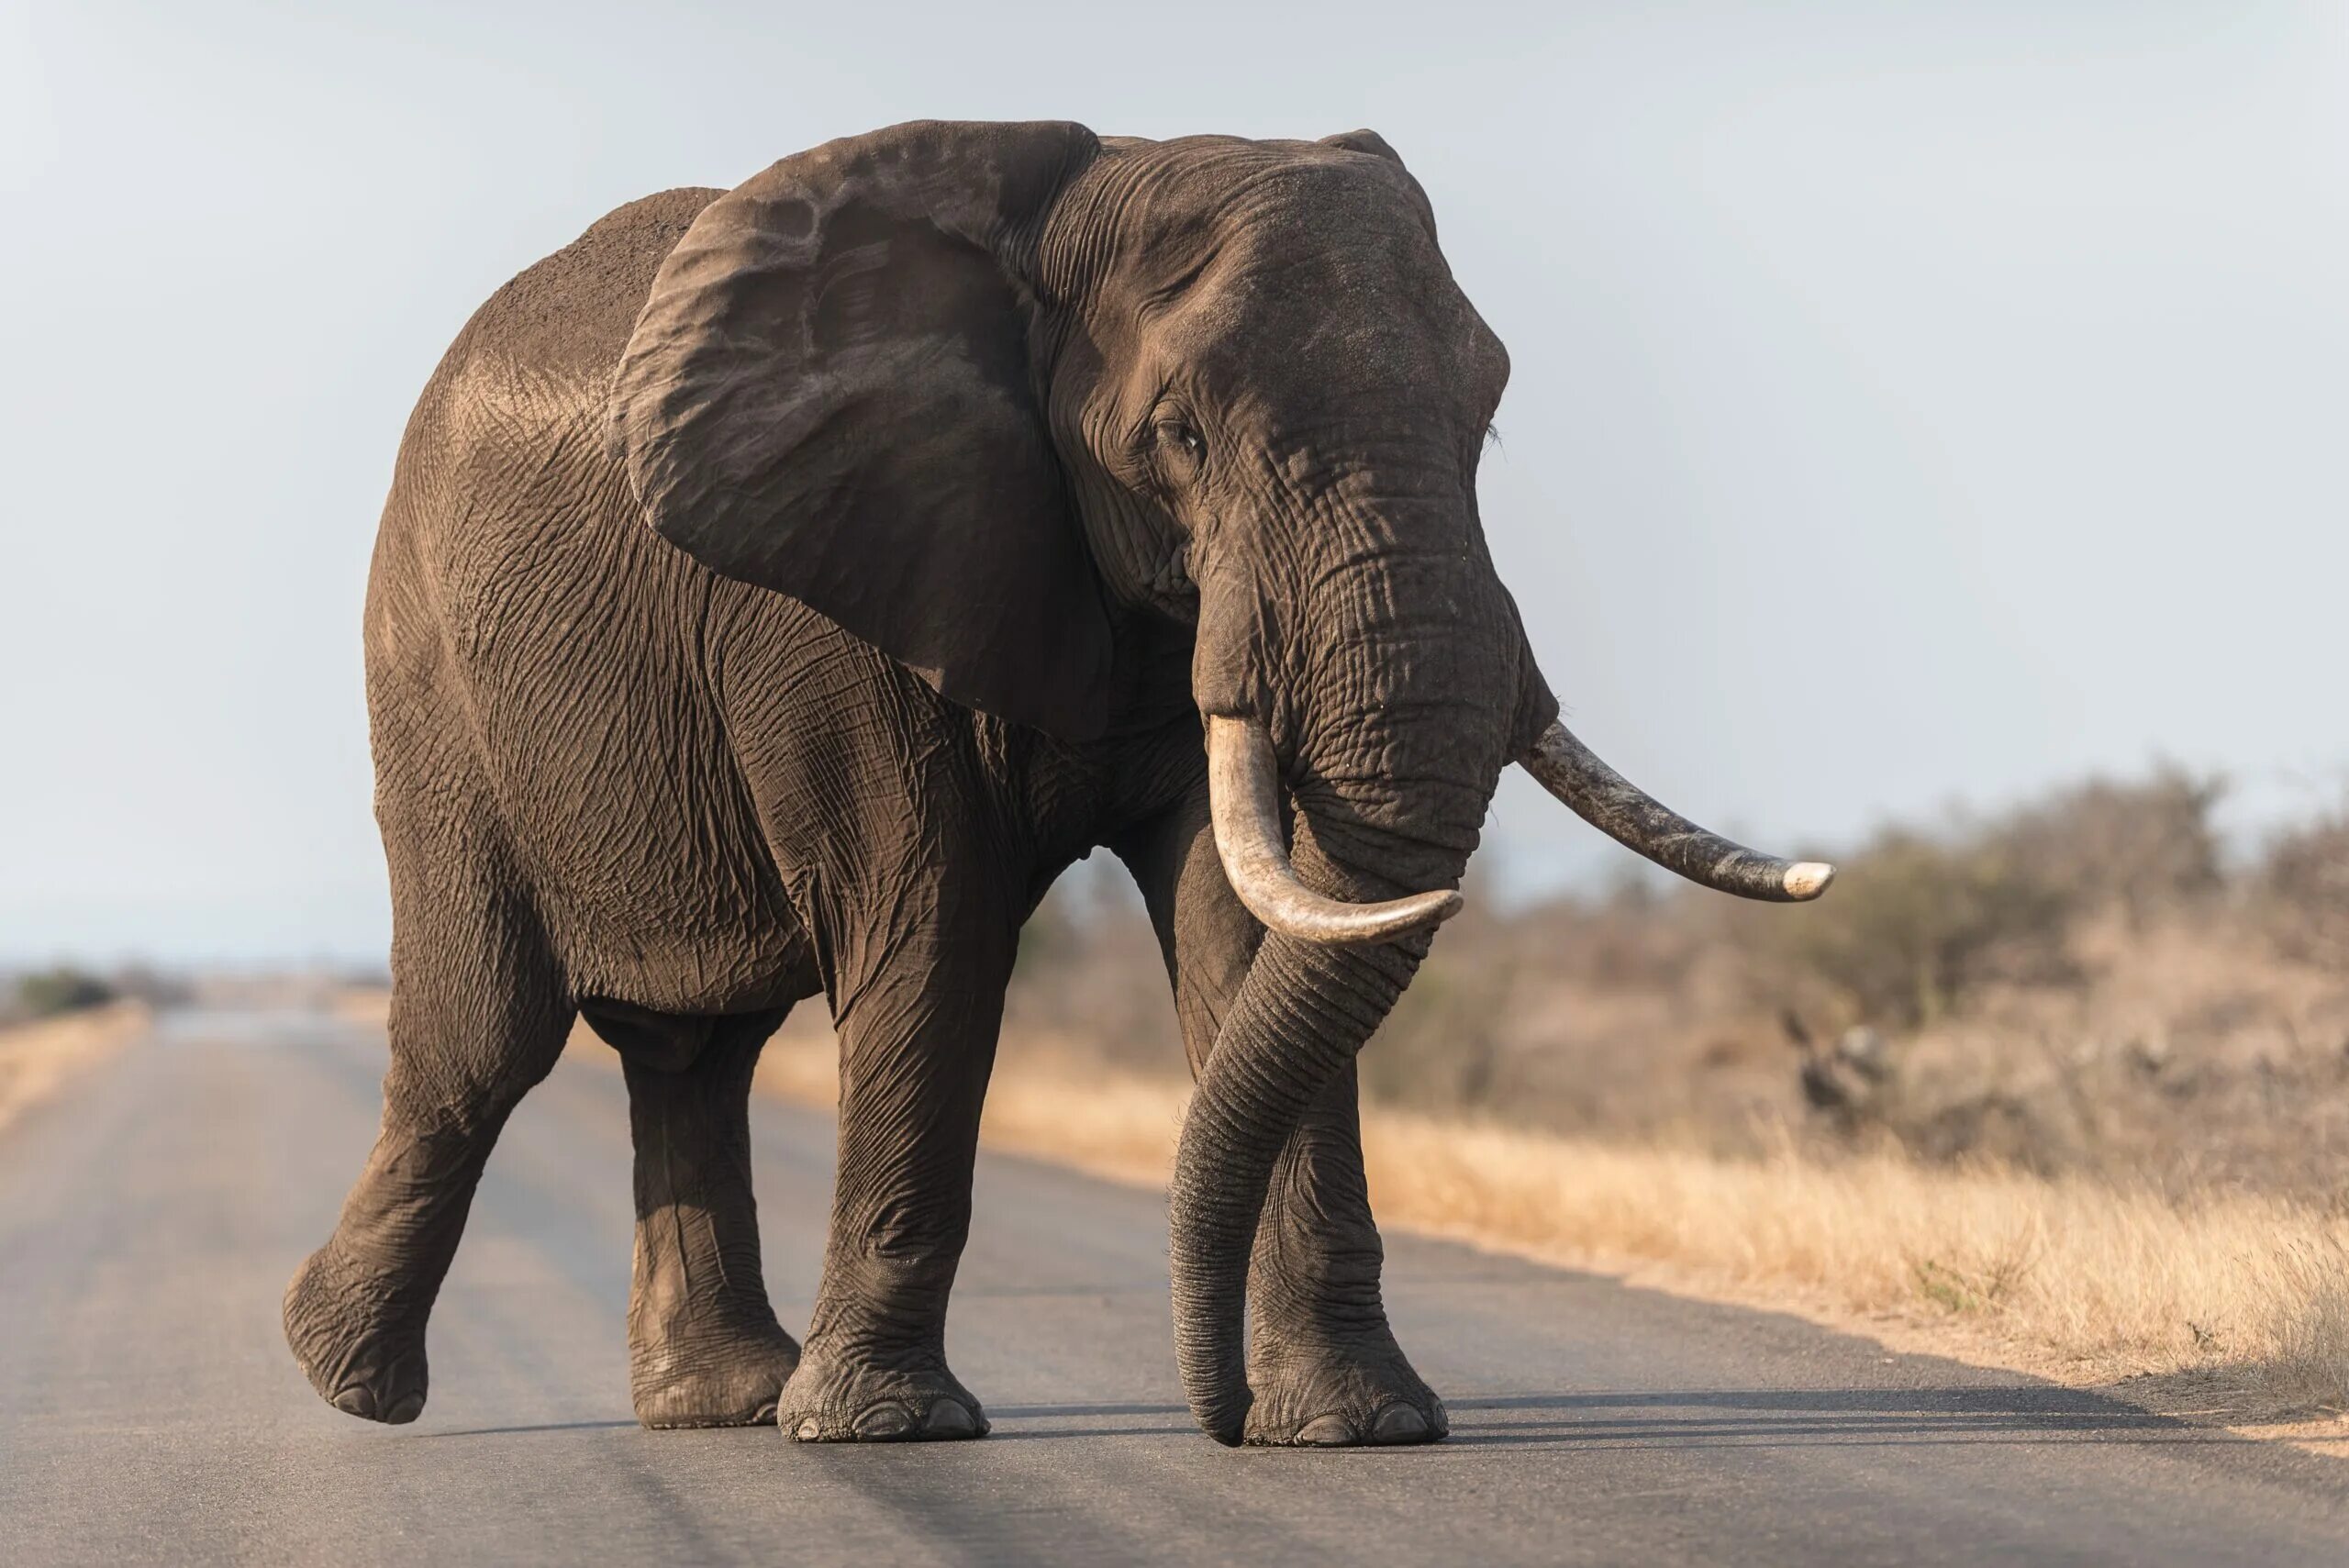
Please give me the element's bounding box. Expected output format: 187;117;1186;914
283;119;1832;1449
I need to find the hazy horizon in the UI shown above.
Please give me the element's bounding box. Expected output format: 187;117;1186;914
4;2;2344;965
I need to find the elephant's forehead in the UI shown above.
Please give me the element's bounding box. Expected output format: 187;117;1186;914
1151;243;1498;418
1137;177;1450;314
1058;137;1505;422
1105;143;1429;269
1059;140;1417;298
1162;265;1476;405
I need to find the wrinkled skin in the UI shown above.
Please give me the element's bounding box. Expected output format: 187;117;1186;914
287;122;1557;1448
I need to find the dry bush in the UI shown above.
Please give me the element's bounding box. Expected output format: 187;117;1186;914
2261;806;2349;968
1750;827;2076;1031
4;966;117;1026
1999;765;2226;927
1735;770;2221;1034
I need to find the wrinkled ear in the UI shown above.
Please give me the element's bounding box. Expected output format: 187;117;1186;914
611;120;1113;740
1318;128;1406;166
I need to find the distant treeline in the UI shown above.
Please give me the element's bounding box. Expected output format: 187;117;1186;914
0;966;118;1026
0;964;197;1028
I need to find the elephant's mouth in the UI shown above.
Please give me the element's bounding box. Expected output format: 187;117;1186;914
1203;710;1833;947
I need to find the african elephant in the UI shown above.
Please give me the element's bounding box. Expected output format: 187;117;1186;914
284;120;1831;1448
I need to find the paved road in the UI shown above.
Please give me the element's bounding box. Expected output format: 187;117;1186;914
2;1009;2344;1566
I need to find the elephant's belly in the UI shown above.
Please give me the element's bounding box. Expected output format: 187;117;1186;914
535;838;822;1020
429;549;820;1017
485;670;822;1016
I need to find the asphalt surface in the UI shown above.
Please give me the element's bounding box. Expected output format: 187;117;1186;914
2;1008;2344;1566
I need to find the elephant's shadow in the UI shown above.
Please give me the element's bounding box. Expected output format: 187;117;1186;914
1432;1386;2205;1451
421;1386;2221;1450
969;1385;2208;1450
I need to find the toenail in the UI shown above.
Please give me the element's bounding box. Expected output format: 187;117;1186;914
383;1391;426;1425
331;1388;374;1418
1295;1414;1356;1446
1371;1404;1429;1442
924;1398;977;1436
795;1418;822;1440
852;1402;915;1438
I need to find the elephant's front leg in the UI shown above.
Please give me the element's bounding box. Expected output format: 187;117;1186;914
619;1007;803;1429
1118;796;1446;1447
779;959;1008;1442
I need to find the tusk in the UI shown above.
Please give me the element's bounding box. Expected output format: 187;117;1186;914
1205;715;1464;944
1520;718;1835;902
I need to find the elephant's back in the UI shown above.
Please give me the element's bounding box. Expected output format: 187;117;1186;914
375;185;724;576
371;185;729;703
454;186;724;384
386;187;723;520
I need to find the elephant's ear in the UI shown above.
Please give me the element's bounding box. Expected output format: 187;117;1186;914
610;120;1113;740
1317;128;1406;165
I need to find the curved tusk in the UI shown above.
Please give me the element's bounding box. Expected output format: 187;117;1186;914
1205;715;1464;944
1520;718;1835;902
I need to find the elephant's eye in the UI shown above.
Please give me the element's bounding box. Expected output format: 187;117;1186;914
1155;419;1207;475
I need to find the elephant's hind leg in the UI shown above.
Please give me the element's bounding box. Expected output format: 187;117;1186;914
594;1003;804;1428
284;814;571;1425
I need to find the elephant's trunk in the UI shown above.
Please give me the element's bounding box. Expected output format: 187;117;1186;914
1169;926;1432;1443
1174;532;1508;1439
1170;739;1486;1440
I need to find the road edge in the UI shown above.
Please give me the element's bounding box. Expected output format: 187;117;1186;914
0;1002;150;1141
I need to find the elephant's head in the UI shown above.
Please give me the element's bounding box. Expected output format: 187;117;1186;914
609;120;1832;1441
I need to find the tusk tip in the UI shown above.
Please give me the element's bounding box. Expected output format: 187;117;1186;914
1782;862;1836;900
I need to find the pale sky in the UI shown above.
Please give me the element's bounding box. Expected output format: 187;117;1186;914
4;2;2343;963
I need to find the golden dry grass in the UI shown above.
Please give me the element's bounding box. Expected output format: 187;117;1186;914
0;1001;148;1138
1357;1113;2349;1419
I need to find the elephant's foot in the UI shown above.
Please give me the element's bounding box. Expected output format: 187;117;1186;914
775;1344;988;1442
631;1316;803;1429
1243;1327;1448;1448
283;1243;430;1425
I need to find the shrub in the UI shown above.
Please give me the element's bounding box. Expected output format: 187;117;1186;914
2258;807;2349;966
1753;825;2074;1030
12;967;117;1020
1997;765;2225;925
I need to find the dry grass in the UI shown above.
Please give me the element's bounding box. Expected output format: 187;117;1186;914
2264;1247;2349;1418
1356;1112;2349;1423
0;1001;149;1138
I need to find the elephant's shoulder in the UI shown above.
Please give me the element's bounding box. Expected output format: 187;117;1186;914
452;187;726;385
